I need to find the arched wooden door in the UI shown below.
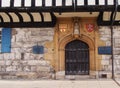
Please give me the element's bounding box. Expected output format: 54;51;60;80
65;40;89;75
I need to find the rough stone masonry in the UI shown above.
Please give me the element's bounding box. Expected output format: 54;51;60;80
0;26;120;79
0;28;54;79
98;26;120;78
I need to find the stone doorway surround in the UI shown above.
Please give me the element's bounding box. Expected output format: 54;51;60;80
52;17;104;79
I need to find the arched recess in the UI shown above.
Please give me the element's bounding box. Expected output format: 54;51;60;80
57;34;95;73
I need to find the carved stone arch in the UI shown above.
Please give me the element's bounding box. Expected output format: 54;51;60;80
59;34;95;50
58;34;95;73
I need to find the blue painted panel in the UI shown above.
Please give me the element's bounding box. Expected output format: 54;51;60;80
1;28;11;53
98;46;111;55
33;45;44;54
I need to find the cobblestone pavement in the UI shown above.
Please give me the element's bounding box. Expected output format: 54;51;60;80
0;79;119;88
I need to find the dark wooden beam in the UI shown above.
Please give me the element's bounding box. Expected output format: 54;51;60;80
10;0;14;7
0;15;4;22
62;0;65;6
5;12;13;22
0;12;57;28
84;0;88;5
42;0;45;7
95;0;99;5
21;0;25;7
97;12;120;26
0;0;1;7
105;0;108;5
40;12;44;22
27;12;34;22
52;0;55;6
31;0;35;7
14;12;23;22
0;5;119;12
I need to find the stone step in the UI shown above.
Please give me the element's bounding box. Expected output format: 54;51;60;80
65;75;91;80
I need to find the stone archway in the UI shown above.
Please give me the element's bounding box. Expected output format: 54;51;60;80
58;34;95;75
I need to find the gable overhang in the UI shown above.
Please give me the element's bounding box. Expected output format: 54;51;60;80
0;0;119;27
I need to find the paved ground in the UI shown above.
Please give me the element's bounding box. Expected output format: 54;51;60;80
0;79;119;88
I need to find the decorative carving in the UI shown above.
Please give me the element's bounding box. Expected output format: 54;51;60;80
59;24;68;33
73;17;80;35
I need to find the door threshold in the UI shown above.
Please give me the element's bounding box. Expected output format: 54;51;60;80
65;75;90;80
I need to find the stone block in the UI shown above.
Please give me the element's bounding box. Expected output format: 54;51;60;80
24;53;31;60
101;60;109;65
100;37;109;41
5;61;12;65
107;73;112;78
0;61;5;66
106;41;111;46
12;29;17;35
0;66;6;71
31;66;36;71
36;66;50;72
16;72;38;79
28;60;48;66
6;66;13;72
11;43;23;48
15;53;21;59
16;72;28;79
9;53;15;59
11;36;16;42
25;48;32;53
23;66;31;72
12;61;20;65
6;66;17;72
29;54;36;60
21;60;28;65
55;71;65;80
2;76;17;79
115;60;120;65
28;60;37;65
48;31;54;36
35;54;44;60
0;54;3;59
0;76;2;79
17;66;22;72
3;53;10;60
27;72;38;79
37;72;52;79
90;71;96;76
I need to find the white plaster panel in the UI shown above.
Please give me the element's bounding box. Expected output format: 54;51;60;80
25;0;31;7
45;0;52;6
14;0;21;7
56;0;62;6
118;0;120;5
77;0;84;6
66;0;72;6
108;0;114;5
35;0;42;6
99;0;105;5
88;0;95;5
1;0;10;7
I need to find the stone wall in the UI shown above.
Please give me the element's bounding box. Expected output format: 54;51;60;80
0;28;55;79
1;26;120;79
98;26;120;78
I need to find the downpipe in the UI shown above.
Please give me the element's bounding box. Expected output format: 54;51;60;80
110;0;120;86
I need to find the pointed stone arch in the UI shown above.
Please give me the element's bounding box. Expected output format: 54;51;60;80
57;34;95;74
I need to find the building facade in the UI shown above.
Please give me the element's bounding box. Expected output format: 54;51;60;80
0;0;120;79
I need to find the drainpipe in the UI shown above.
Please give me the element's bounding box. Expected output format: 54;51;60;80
110;0;118;79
